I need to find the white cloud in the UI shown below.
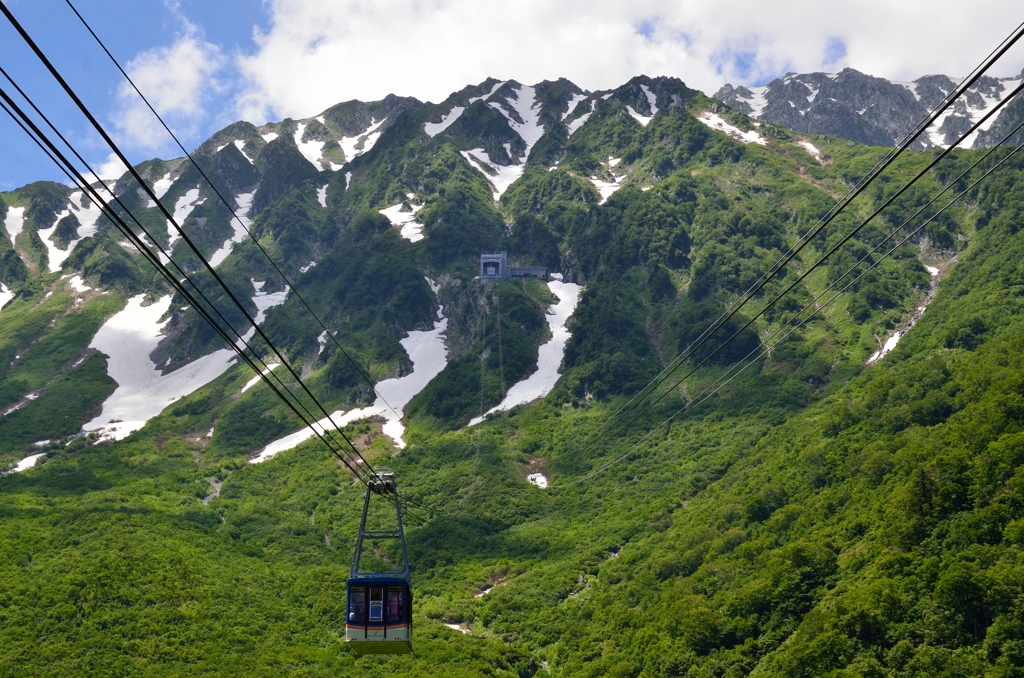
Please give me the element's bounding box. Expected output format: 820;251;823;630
78;151;128;188
235;0;1024;122
115;34;224;150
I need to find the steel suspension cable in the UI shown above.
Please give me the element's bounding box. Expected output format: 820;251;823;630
0;93;374;483
0;3;384;484
550;122;1024;488
0;67;371;479
61;0;407;429
585;21;1024;447
583;76;1024;457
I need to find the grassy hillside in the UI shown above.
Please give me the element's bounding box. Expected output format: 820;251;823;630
1;78;1022;676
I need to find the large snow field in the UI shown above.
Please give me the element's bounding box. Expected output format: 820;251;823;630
83;295;238;441
697;112;767;145
379;198;425;243
4;205;25;241
453;83;547;200
38;191;107;273
84;279;290;441
340;117;387;163
208;193;254;267
469;280;581;426
253;278;450;462
492;84;545;149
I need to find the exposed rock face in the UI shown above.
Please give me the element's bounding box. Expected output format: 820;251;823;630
715;67;1024;148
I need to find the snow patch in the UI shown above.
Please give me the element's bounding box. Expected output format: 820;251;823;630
627;106;654;126
233;140;255;164
697;112;767;145
562;93;588;120
9;453;46;473
566;100;595;136
167;188;203;253
205;192;251;270
208;192;253;268
300;261;316;273
469;280;582;425
261;132;279;143
68;275;91;293
317;184;329;209
0;283;13;311
344;172;352;190
294;122;327;169
83;295;239;441
424;81;505;137
641;84;659;115
590;175;626;204
798;140;822;160
340;117;386;162
461;149;524;201
926;265;939;276
146;172;175;207
379;202;425;243
4;205;25;240
241;363;280;393
866;331;903;366
527;472;549;488
38;192;107;273
254;278;449;461
734;85;769;117
424;106;465;137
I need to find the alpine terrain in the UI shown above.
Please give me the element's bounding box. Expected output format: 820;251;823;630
2;69;1024;677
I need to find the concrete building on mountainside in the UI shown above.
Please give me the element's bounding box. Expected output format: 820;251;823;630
479;252;548;282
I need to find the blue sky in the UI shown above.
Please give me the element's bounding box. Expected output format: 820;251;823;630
0;0;268;190
2;0;1022;192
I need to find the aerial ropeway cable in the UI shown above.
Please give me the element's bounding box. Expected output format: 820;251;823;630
550;128;1024;488
0;3;422;653
580;20;1024;457
574;26;1024;464
0;83;374;485
0;0;389;488
60;0;409;431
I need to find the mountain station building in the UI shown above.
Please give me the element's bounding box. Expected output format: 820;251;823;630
479;252;548;282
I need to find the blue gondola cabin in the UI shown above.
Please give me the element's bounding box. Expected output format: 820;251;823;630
345;576;413;654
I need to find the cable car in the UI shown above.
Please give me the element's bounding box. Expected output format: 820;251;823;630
346;470;413;655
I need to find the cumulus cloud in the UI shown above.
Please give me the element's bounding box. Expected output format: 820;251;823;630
236;0;1024;122
114;33;224;150
82;152;129;188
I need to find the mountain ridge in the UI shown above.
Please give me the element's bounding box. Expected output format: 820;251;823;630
1;67;1023;677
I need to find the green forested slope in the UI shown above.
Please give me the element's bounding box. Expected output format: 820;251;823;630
0;76;1022;676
